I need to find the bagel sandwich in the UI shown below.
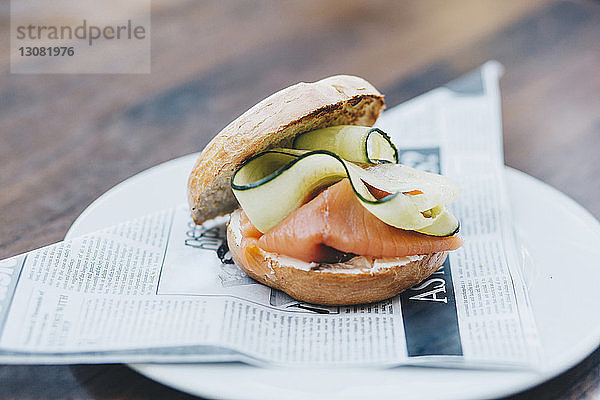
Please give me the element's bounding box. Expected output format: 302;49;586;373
187;75;462;305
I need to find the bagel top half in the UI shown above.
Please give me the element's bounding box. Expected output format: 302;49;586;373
187;75;385;225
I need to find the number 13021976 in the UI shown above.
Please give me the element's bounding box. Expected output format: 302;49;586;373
18;47;74;56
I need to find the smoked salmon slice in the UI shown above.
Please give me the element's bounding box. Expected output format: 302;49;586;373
240;178;462;263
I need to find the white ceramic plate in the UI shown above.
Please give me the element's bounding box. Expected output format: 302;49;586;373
66;154;600;400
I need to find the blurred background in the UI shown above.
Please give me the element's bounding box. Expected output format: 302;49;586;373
1;0;599;398
3;0;600;257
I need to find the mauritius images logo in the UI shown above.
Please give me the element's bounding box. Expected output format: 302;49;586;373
11;0;150;73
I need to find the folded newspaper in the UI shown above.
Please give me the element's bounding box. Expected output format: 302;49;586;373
0;62;541;368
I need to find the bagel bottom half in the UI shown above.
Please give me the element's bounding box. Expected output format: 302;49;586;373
227;209;448;305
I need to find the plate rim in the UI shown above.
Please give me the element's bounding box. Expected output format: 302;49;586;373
64;155;600;400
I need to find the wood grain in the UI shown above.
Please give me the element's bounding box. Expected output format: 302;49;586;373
1;0;599;399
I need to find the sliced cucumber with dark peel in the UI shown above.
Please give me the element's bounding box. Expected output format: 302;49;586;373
416;207;460;237
293;125;398;164
232;149;460;236
232;150;348;233
364;163;461;212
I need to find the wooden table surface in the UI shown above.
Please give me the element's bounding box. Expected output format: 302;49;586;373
1;0;599;398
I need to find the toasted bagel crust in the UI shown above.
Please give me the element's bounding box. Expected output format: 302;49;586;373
227;209;448;305
187;75;385;225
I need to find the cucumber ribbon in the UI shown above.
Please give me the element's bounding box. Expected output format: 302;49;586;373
231;126;460;236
